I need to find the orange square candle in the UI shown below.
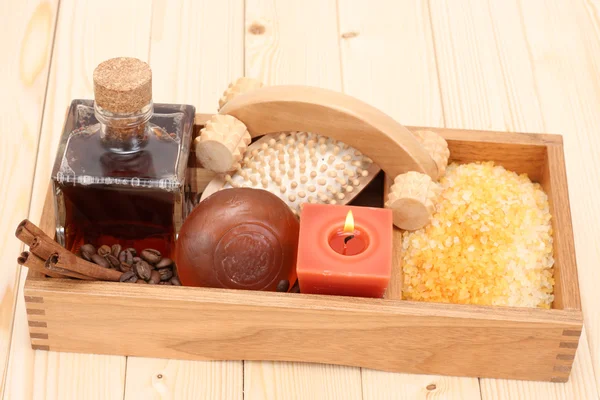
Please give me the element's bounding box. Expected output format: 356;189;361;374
297;203;393;298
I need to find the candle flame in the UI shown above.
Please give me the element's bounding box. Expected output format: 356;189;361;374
343;210;354;233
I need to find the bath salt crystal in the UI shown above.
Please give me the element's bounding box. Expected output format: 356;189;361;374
401;161;554;308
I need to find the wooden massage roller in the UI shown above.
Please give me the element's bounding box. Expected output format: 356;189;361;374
195;78;450;230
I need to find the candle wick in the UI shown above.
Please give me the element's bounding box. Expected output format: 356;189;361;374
344;235;354;245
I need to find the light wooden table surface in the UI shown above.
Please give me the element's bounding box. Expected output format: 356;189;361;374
1;0;599;399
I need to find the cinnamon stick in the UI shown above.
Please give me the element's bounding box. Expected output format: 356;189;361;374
15;219;65;261
16;219;122;282
47;252;122;282
17;251;64;279
43;254;95;280
29;235;66;261
15;219;47;246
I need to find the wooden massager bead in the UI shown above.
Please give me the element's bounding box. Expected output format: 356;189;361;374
194;114;251;173
412;130;450;176
219;85;439;181
385;171;441;231
218;77;264;110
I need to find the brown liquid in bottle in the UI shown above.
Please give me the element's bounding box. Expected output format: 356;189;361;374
59;127;181;255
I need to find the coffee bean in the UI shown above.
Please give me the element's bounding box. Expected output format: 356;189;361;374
136;279;148;284
170;276;182;286
120;262;132;272
105;254;120;269
156;257;173;268
140;249;161;265
111;244;122;258
290;281;300;293
126;248;137;257
158;268;173;281
97;245;111;257
80;244;96;261
150;270;161;284
91;254;110;268
119;250;133;265
132;256;141;264
276;279;290;292
158;281;171;285
120;270;135;282
128;274;138;283
134;260;152;281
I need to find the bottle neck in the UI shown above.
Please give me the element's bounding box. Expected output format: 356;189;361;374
95;102;153;154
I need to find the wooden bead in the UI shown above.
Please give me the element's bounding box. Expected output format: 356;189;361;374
412;130;450;176
218;77;263;110
385;171;441;230
195;114;251;173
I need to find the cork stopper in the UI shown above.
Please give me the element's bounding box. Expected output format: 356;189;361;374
93;57;152;114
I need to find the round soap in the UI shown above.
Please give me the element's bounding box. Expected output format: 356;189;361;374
175;188;299;291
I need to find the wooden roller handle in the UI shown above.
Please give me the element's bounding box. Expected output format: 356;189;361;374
219;85;438;180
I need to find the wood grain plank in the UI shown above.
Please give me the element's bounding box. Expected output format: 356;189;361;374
3;0;153;399
243;1;361;398
148;0;244;114
244;0;342;91
0;0;58;396
124;358;243;400
429;0;599;397
122;1;245;399
338;1;480;398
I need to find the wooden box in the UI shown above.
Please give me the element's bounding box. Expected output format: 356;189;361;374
23;115;582;382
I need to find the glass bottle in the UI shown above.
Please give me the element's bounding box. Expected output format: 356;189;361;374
51;57;195;256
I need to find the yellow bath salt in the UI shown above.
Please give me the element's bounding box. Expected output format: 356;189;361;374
401;162;555;308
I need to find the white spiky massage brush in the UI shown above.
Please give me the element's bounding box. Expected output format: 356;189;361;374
200;130;380;215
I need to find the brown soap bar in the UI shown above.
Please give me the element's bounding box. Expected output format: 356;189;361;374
175;188;299;291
